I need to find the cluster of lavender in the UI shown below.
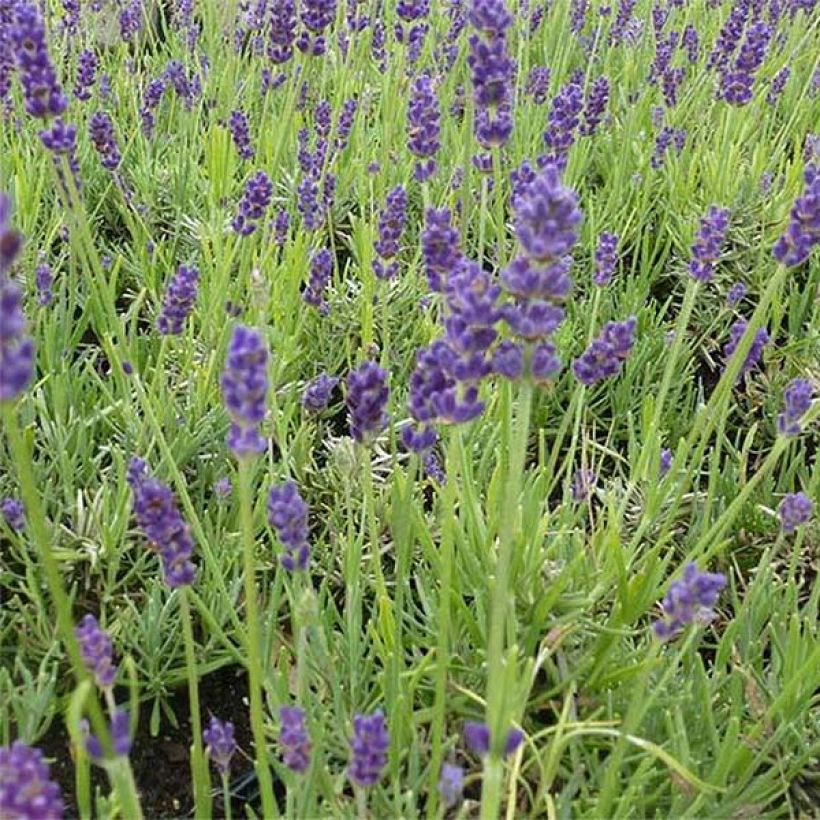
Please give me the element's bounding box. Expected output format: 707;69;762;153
654;563;727;640
267;481;311;571
0;741;64;818
722;319;769;380
772;164;820;267
1;195;34;404
718;20;771;106
540;75;583;170
157;264;199;335
346;361;390;444
777;378;813;436
407;74;441;181
89;111;122;171
467;0;514;164
688;206;730;282
1;496;25;531
572;317;638;385
373;186;408;280
229;109;255;160
127;456;197;587
203;717;237;776
593;231;618;287
232;171;273;236
220;325;270;456
303;247;333;315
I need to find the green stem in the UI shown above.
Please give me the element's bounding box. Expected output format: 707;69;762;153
237;458;278;819
222;771;233;820
180;588;211;819
481;379;533;820
427;432;460;818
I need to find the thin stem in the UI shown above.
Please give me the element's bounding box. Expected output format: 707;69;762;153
237;458;278;819
481;379;533;820
221;772;233;820
180;587;211;819
427;432;460;818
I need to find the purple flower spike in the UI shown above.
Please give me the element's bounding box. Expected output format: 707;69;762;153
157;264;199;336
36;261;54;306
203;717;236;775
726;281;746;306
464;721;523;758
302;373;339;413
722;320;768;380
777;378;813;436
374;186;408;276
346;361;389;444
232;171;273;236
438;763;464;807
653;563;726;640
772;164;820;267
571;469;597;502
407;73;441;181
82;709;132;761
303;247;333;315
127;457;197;587
75;614;117;689
229;109;255;161
572;317;637;385
10;3;68;120
279;706;311;773
267;481;310;571
220;326;270;457
593;231;618;286
0;276;36;403
659;448;673;477
779;492;813;533
0;741;64;819
1;195;24;275
1;497;25;532
73;49;99;101
689;206;730;283
421;208;463;293
348;710;389;788
89;112;122;171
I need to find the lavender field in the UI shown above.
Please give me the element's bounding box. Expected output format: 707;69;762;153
1;0;819;817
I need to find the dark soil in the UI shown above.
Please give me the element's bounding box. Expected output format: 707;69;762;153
39;665;257;819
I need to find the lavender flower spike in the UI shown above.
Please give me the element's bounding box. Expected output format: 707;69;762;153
157;264;199;335
653;563;726;640
1;194;23;274
220;326;270;457
593;231;618;286
1;497;25;532
127;457;197;587
75;614;117;689
302;373;339;413
348;710;389;787
203;717;237;775
779;492;813;533
267;481;310;571
689;205;730;283
0;741;64;819
279;706;311;773
777;378;813;436
772;164;820;267
1;275;36;403
722;319;768;380
346;361;389;444
572;317;637;385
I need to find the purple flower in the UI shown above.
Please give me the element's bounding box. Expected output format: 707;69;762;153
268;0;297;63
593;231;618;286
653;563;726;640
127;457;197;587
777;378;813;436
407;73;441;181
203;717;236;775
421;207;462;292
348;710;389;788
438;763;464;807
335;99;357;151
423;451;446;485
38;119;81;197
279;706;311;773
541;78;584;167
73;48;98;101
229;109;255;160
652;125;686;169
689;206;730;283
214;477;232;500
682;24;699;63
572;469;597;502
82;709;132;761
88;111;122;171
492;339;524;379
726;281;746;306
10;3;68;119
1;195;23;275
572;317;637;385
778;492;813;533
297;177;323;231
232;171;273;236
156;264;199;336
373;185;408;278
75;614;117;689
303;247;333;315
0;275;36;402
0;741;64;819
302;373;339;413
34;261;53;306
1;497;25;532
346;361;389;444
274;209;290;246
580;75;609;136
140;77;166;136
464;721;523;757
772;164;820;267
659;447;673;477
766;65;790;105
524;66;551;104
267;481;310;571
220;326;269;457
722;319;768;380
